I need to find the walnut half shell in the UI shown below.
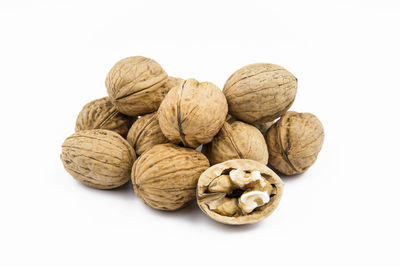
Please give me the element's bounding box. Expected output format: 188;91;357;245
197;159;283;225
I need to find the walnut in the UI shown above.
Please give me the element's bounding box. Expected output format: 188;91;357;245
132;143;210;210
75;97;136;137
265;111;324;175
105;56;171;116
223;63;297;124
61;129;136;189
197;159;283;225
202;121;269;165
126;112;169;156
158;78;228;148
252;121;275;135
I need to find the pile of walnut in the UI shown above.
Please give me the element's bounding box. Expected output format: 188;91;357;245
61;56;324;225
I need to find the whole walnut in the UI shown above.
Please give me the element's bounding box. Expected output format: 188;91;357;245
197;159;284;225
61;129;136;189
223;63;297;124
106;56;171;116
158;78;228;148
132;143;210;211
126;112;169;155
202;121;269;165
75;97;135;137
252;121;275;135
265;111;324;175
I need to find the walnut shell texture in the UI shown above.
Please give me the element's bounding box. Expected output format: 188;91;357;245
75;97;135;137
132;143;210;211
158;78;228;148
106;56;169;116
223;63;297;123
265;111;324;175
202;121;269;165
126;112;169;156
197;159;283;225
252;121;275;135
61;129;136;189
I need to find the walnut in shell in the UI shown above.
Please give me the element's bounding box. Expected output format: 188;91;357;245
126;112;169;155
202;121;269;165
158;78;228;148
132;143;210;211
223;63;297;124
75;97;136;137
61;129;136;189
106;56;171;116
197;159;283;225
265;111;324;175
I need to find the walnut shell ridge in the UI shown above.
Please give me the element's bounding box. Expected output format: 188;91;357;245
106;56;169;116
75;97;136;137
197;159;284;225
132;143;210;211
61;129;136;189
126;112;169;156
158;78;228;148
223;63;297;123
202;121;269;165
265;111;324;175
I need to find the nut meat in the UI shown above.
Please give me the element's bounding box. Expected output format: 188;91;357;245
265;111;324;175
223;63;297;124
132;143;210;210
197;159;283;225
106;56;169;116
61;129;136;189
75;97;135;137
158;78;228;148
126;112;169;156
202;121;269;165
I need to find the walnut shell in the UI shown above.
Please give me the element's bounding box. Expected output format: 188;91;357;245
75;97;136;137
202;121;269;165
132;143;210;211
252;121;275;135
223;63;297;123
126;112;169;155
265;111;324;175
197;159;283;225
61;129;136;189
158;78;228;148
106;56;169;116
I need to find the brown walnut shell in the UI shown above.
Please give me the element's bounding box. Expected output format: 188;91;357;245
126;112;169;156
223;63;297;123
158;78;228;148
202;121;269;165
106;56;169;116
75;97;136;137
252;121;275;135
197;159;284;225
132;143;210;211
61;129;136;189
265;111;324;175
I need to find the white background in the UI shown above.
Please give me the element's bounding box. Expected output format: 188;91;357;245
1;1;399;266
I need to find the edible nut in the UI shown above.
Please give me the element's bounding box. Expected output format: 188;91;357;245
106;56;169;116
61;129;136;189
132;143;210;211
126;112;169;155
158;78;228;148
202;121;269;165
223;63;297;124
75;97;135;137
252;121;275;135
265;111;324;175
197;159;283;225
